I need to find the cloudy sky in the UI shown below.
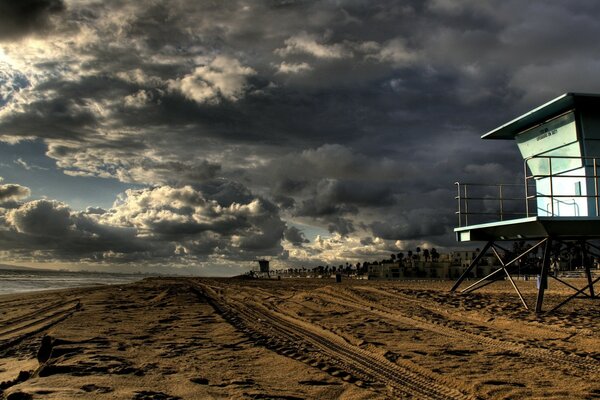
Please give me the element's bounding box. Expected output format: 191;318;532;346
1;0;599;274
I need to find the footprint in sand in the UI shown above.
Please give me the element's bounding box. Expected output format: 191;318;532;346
132;390;181;400
298;379;341;386
81;384;113;393
6;392;33;400
189;377;209;385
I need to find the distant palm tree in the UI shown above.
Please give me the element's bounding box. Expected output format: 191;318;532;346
431;248;439;262
397;252;405;265
423;249;430;262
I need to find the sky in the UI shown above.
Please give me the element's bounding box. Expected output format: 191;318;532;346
1;0;600;275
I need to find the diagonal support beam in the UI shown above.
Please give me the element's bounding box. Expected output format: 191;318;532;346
492;246;529;310
461;243;510;293
583;240;600;254
549;275;591;298
461;239;547;295
549;276;600;313
504;268;529;310
500;238;548;270
461;267;505;294
450;241;493;292
494;249;529;310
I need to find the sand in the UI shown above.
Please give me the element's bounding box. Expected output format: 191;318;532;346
0;277;598;399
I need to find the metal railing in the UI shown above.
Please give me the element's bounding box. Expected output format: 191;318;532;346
455;182;529;227
455;155;600;227
524;155;600;218
544;198;580;217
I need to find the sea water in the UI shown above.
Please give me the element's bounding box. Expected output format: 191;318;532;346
0;269;145;295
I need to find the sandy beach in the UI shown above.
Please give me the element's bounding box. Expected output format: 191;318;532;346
0;277;598;399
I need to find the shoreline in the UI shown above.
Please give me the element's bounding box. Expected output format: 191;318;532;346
0;269;148;297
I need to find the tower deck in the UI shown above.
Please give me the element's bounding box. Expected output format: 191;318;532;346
455;216;600;242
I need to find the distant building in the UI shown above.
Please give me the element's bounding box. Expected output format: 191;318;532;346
367;249;499;280
368;260;451;280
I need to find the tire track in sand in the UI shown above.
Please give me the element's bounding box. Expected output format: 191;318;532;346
0;301;81;351
194;283;474;400
315;287;599;373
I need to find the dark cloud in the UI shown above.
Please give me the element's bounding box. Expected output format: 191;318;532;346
284;226;309;246
85;206;106;215
296;197;357;219
7;199;72;236
0;183;31;202
284;175;398;235
370;208;451;241
272;194;296;210
197;180;255;207
0;200;21;210
327;217;355;236
0;0;65;40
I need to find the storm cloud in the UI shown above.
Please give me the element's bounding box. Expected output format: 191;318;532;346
0;182;31;203
0;0;598;271
0;0;65;40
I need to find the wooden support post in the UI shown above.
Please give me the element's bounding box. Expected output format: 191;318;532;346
535;237;552;313
450;241;493;292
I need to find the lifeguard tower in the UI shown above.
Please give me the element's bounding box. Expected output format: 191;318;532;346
452;93;600;312
253;259;270;278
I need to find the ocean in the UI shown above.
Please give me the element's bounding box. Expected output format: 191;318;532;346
0;268;146;295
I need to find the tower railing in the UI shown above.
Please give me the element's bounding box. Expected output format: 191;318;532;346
523;155;600;218
455;182;528;227
455;155;600;227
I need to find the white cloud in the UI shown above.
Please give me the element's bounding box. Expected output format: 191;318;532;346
46;141;221;185
275;61;313;74
169;55;256;104
123;90;152;108
116;69;163;86
0;184;286;265
275;32;350;59
14;157;48;171
284;233;402;265
275;33;417;70
367;38;417;66
100;185;285;257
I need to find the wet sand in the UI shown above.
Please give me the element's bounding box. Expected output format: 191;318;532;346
0;277;598;399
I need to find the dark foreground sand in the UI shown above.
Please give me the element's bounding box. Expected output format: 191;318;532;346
0;277;598;399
